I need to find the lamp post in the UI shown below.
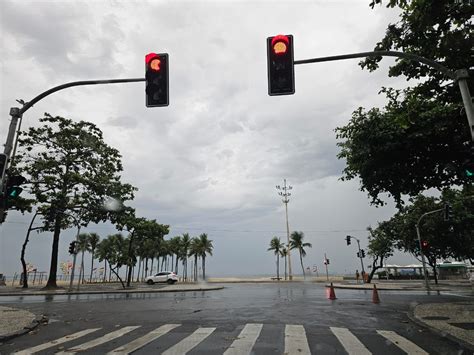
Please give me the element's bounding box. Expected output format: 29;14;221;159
276;179;293;280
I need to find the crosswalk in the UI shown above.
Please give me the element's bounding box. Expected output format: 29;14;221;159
11;323;430;354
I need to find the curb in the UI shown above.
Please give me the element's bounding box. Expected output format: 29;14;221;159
327;284;451;291
0;286;224;297
0;314;47;343
407;304;474;352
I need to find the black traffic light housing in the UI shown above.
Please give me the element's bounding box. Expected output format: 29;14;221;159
267;34;295;96
145;53;169;107
68;241;77;255
346;235;351;246
421;240;429;249
444;203;453;221
361;249;366;258
6;174;27;199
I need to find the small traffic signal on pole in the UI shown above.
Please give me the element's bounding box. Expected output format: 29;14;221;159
346;235;351;246
361;249;366;258
267;34;295;96
6;175;26;199
444;203;453;221
421;240;429;249
145;53;169;107
68;241;77;255
356;251;360;258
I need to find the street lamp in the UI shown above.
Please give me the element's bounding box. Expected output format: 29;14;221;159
276;179;293;280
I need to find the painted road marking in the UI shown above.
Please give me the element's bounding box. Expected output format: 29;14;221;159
14;328;101;355
162;327;215;354
107;324;180;354
377;330;429;354
284;324;311;355
330;327;372;355
56;326;140;354
224;323;263;355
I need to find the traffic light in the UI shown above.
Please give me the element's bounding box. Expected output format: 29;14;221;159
444;203;453;221
68;241;77;255
346;235;351;246
323;258;330;265
267;34;295;96
6;174;26;199
356;251;360;258
145;52;169;107
421;240;429;249
361;249;366;258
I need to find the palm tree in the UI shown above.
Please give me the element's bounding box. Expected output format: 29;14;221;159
198;233;213;280
180;233;191;281
77;233;90;284
88;233;100;283
280;246;288;280
169;236;182;274
189;237;201;281
289;231;312;279
268;237;284;280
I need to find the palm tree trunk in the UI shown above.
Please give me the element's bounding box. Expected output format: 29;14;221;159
284;255;287;280
103;260;107;283
80;251;85;284
89;251;95;283
299;250;305;280
175;256;179;274
194;255;198;281
202;256;206;280
150;258;154;275
276;254;280;280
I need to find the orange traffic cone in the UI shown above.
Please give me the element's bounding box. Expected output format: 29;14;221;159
372;284;380;304
327;282;337;300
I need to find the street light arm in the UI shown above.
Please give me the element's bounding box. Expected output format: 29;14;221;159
416;208;444;226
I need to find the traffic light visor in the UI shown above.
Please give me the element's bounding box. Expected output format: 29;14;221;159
271;35;289;55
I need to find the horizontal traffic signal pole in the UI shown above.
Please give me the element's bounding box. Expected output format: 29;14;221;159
294;50;474;142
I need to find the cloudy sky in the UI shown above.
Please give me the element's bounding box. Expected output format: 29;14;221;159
0;0;422;278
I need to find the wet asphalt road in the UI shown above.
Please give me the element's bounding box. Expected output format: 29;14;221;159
0;283;471;354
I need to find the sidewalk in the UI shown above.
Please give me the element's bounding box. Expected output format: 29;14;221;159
328;280;472;291
412;301;474;351
0;306;44;342
0;282;224;296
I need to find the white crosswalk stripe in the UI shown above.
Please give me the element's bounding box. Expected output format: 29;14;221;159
162;327;216;355
330;327;372;355
284;324;311;355
13;328;101;355
56;326;140;354
107;324;180;354
377;330;429;354
224;323;263;355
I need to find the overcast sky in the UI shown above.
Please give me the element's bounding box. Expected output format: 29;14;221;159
0;0;423;278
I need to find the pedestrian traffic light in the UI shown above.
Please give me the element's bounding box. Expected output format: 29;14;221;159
145;52;169;107
5;174;26;199
346;235;351;246
68;241;77;255
444;203;453;221
361;249;366;258
267;34;295;96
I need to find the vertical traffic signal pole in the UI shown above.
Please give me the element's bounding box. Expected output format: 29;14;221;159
455;69;474;142
355;238;365;277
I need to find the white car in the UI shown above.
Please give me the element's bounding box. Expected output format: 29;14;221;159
145;271;178;285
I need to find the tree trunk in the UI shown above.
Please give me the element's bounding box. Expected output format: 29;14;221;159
89;251;95;283
299;250;305;279
108;263;125;289
103;260;107;283
202;256;206;280
175;256;179;274
145;258;149;279
21;212;40;289
284;255;287;280
276;254;280;280
44;215;62;289
80;251;85;284
367;256;383;284
126;232;135;287
136;258;141;282
194;255;198;281
150;259;154;276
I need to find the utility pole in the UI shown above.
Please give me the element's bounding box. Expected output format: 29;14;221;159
324;253;329;281
346;235;365;279
276;179;293;280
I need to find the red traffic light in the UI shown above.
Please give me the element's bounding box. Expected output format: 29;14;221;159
422;240;429;248
145;53;161;71
271;35;290;55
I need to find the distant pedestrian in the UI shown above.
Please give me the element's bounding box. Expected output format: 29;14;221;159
355;270;360;284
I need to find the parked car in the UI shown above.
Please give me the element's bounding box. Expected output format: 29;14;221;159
145;271;178;285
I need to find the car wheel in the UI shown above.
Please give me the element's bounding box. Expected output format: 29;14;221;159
147;279;154;285
167;279;174;284
172;280;177;284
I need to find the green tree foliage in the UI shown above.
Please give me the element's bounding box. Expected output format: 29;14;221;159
96;233;130;289
198;233;213;280
268;237;284;280
335;0;472;206
366;223;394;283
16;114;136;288
76;233;90;284
289;231;312;279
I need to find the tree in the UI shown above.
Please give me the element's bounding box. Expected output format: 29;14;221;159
96;233;129;289
289;231;312;279
180;233;191;281
16;114;136;289
168;236;182;274
198;233;213;280
88;233;100;283
268;237;284;280
335;1;472;207
366;223;394;283
189;237;200;281
76;233;90;284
